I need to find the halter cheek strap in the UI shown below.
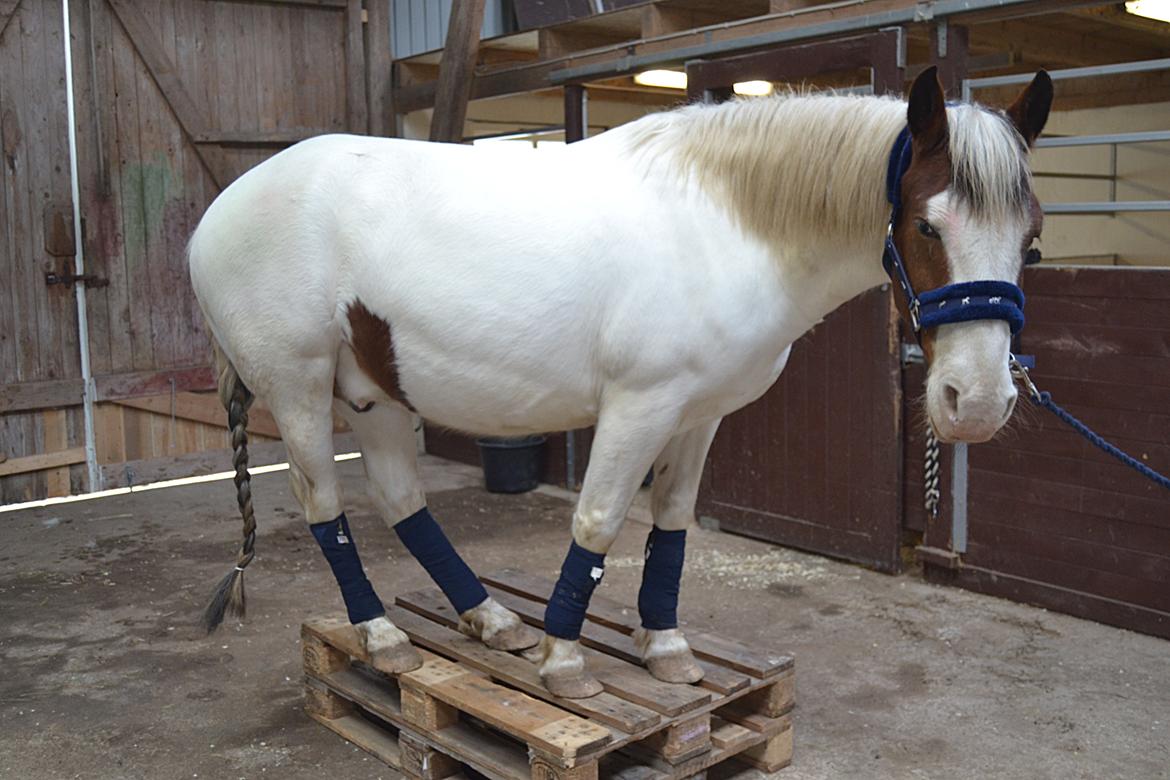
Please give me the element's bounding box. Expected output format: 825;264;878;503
882;128;1026;341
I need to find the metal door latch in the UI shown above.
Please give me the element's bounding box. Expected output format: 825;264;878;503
45;270;108;288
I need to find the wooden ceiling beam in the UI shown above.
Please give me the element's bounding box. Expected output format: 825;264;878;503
430;0;487;142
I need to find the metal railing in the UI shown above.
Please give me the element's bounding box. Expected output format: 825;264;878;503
963;58;1170;218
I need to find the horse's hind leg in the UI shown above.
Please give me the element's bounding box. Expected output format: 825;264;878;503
336;400;539;652
264;372;421;674
634;419;721;684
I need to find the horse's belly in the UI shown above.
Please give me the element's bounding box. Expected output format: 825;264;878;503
402;359;599;437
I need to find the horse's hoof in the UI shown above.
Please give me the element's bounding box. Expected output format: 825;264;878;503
484;621;541;652
646;652;704;684
543;670;604;699
459;598;540;652
369;641;423;675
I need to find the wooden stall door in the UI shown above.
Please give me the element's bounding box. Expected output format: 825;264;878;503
698;290;906;573
2;0;373;501
0;0;87;502
923;267;1170;639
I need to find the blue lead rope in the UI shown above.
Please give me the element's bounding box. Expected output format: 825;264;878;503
1010;359;1170;493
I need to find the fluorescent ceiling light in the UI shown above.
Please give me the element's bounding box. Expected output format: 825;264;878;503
633;71;775;96
1126;0;1170;22
634;69;688;90
733;80;774;96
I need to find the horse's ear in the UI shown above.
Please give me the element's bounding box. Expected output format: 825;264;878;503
1006;70;1053;147
907;66;948;152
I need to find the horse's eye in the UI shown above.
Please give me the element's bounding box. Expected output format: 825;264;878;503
916;219;940;240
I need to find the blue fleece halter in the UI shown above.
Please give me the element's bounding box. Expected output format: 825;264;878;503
883;128;1026;341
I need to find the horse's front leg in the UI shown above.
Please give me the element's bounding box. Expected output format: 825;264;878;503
539;399;681;698
633;419;721;683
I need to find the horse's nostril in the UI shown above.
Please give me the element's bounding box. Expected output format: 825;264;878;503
943;383;960;419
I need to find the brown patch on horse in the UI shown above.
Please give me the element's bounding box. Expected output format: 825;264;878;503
346;300;416;412
893;142;953;362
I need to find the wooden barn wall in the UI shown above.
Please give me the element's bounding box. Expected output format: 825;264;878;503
2;0;363;503
923;266;1170;640
0;0;87;502
697;290;906;573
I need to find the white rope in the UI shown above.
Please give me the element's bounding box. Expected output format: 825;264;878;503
924;426;941;518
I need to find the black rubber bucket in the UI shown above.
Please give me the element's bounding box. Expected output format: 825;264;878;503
477;435;547;493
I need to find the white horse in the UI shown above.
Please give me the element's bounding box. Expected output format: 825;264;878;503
190;67;1051;698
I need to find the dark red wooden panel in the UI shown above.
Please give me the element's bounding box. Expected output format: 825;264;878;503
925;266;1170;640
698;290;905;572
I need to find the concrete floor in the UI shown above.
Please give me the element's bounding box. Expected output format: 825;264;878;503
0;453;1167;780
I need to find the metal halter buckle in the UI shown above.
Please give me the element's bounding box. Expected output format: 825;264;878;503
1009;354;1041;402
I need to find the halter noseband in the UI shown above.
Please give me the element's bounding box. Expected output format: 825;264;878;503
882;128;1026;342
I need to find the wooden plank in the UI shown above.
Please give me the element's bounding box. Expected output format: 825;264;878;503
627;713;711;765
307;619;612;760
305;676;355;719
42;409;70;497
399;731;462;779
734;723;793;773
93;365;216;401
480;570;793;679
345;0;367;132
318;664;528;780
708;718;755;752
111;391;283;439
0;378;83;413
384;605;657;735
481;585;750;696
429;0;486;142
0;447;86;477
98;431;355;489
403;652;612;759
366;0;394;136
307;711;402;767
107;0;229;188
396;588;712;718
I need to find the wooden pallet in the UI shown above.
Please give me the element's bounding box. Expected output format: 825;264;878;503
303;569;795;779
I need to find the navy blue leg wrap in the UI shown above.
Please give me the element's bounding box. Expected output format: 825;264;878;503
310;513;386;625
638;528;686;630
544;541;606;640
394;507;488;615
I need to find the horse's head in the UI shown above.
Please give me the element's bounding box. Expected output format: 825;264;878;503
891;66;1053;443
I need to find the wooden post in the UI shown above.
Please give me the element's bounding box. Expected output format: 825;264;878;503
346;0;369;133
366;0;395;136
932;21;969;98
429;0;487;143
399;732;461;779
564;84;587;144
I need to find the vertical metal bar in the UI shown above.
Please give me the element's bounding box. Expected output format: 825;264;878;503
563;84;587;144
951;442;968;553
1109;143;1118;205
563;83;588;490
62;0;102;492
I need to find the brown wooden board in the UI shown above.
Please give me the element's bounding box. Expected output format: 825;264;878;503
479;570;793;679
481;585;751;697
922;266;1170;642
697;291;904;573
395;588;712;718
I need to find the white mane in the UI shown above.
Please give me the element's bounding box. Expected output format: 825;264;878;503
601;92;1032;249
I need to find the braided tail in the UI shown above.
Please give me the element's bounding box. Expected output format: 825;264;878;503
202;340;257;633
